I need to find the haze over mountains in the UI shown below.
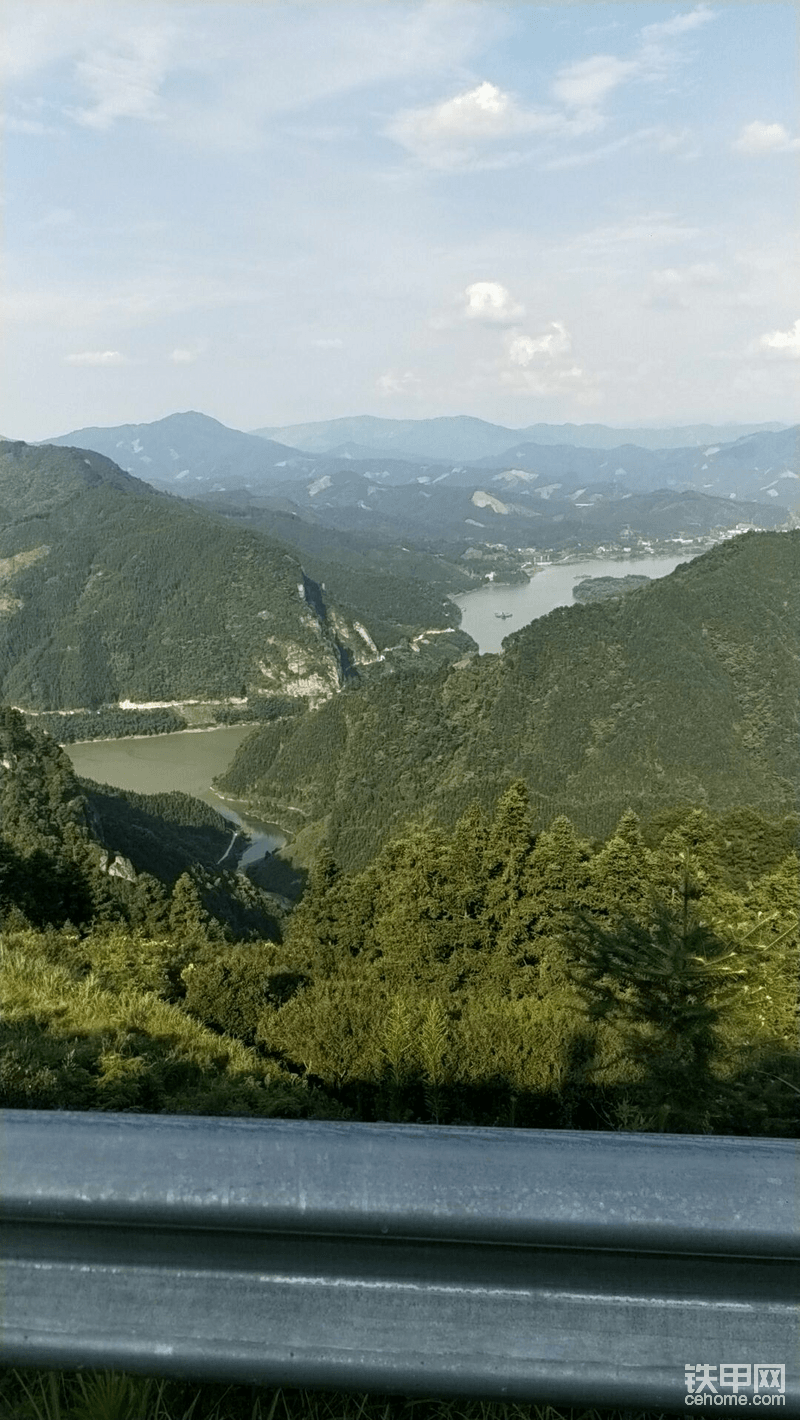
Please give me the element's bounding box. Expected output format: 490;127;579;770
43;412;319;490
42;411;798;553
253;415;789;461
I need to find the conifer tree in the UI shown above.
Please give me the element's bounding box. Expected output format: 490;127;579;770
382;992;415;1121
527;814;593;992
446;802;490;953
587;808;653;923
567;869;744;1132
370;823;455;984
285;846;343;975
481;780;537;958
419;997;450;1123
168;872;211;943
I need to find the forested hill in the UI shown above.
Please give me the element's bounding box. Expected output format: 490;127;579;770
0;441;439;711
0;707;283;940
219;530;800;868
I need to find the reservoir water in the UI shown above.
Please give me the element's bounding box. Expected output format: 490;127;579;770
66;725;284;863
454;552;700;654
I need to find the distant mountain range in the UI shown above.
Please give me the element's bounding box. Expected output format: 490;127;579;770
225;471;789;549
41;411;797;551
252;414;789;460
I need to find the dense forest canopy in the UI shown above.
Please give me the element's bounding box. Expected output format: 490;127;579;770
3;740;797;1136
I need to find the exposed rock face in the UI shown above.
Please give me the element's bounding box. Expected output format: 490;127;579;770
98;851;137;881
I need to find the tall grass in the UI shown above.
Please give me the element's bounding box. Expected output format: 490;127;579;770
0;1371;682;1420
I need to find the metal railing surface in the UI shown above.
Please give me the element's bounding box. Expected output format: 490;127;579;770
1;1109;798;1413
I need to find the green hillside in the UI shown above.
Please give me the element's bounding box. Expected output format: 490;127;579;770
0;441;468;714
218;530;800;867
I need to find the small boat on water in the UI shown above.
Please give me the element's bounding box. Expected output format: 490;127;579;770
494;611;513;620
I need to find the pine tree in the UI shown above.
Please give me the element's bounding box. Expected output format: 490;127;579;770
382;992;415;1121
370;823;456;985
527;814;593;993
567;868;745;1132
168;872;211;943
419;997;450;1124
587;808;653;923
285;846;343;975
480;780;537;958
446;802;490;953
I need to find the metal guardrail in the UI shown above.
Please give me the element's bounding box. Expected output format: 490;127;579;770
1;1110;798;1413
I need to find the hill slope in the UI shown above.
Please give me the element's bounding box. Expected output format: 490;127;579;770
218;530;800;867
0;441;389;710
239;469;788;548
43;410;315;493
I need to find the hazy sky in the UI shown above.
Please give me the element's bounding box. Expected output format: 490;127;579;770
3;0;798;439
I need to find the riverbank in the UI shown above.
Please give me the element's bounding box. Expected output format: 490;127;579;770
64;721;263;748
453;550;703;654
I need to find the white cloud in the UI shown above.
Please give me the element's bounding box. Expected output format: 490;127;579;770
508;323;573;365
0;3;105;82
376;370;421;396
495;321;595;400
640;7;716;43
163;5;496;154
551;8;716;127
552;55;637;112
3;112;60;136
759;319;800;357
646;262;723;308
169;347;200;364
564;213;702;253
311;338;344;349
388;16;713;175
71;25;175;129
65;350;126;366
386;80;562;170
733;121;800;155
463;282;525;326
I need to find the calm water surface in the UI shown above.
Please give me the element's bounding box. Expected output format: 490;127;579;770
66;726;284;862
454;553;701;653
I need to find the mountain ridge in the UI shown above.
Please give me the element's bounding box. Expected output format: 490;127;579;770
253;414;791;460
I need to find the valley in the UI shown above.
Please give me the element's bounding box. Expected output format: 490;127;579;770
1;418;797;1149
4;9;799;1414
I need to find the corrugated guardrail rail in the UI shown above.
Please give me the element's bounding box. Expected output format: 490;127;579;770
1;1110;798;1413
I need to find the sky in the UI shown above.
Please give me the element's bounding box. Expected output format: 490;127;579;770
2;0;798;440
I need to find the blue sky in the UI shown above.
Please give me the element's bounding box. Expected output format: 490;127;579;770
2;1;798;439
